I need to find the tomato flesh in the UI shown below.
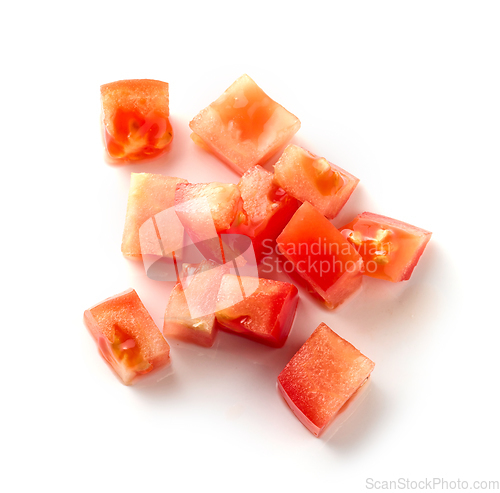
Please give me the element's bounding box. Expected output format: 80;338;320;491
230;165;300;264
276;202;363;309
274;144;359;219
215;275;299;348
340;212;432;282
100;79;173;163
189;74;300;175
163;261;229;348
84;289;170;385
121;173;187;259
175;182;241;233
278;322;375;437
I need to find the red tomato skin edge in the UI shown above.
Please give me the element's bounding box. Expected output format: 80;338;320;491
277;380;322;437
277;375;373;437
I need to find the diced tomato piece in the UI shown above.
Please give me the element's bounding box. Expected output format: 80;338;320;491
163;261;229;348
84;289;170;385
174;182;242;265
231;165;300;263
276;202;363;309
340;212;432;282
215;275;299;348
278;322;375;437
121;173;187;259
274;144;359;219
175;182;241;233
189;74;301;175
100;79;173;162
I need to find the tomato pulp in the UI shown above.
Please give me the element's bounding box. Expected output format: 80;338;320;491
101;79;173;162
278;322;375;437
189;74;300;174
84;289;170;385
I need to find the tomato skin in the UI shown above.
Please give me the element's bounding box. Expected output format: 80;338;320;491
339;212;432;282
189;74;300;175
274;144;359;219
277;202;363;309
84;289;170;385
215;275;299;348
230;165;300;264
100;79;173;163
278;323;375;437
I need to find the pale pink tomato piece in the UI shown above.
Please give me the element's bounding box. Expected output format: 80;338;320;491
278;322;375;437
189;74;301;175
163;261;229;348
274;144;359;219
340;212;432;282
100;79;173;163
276;202;363;309
121;173;187;259
175;182;241;233
231;165;300;263
215;275;299;348
84;289;170;385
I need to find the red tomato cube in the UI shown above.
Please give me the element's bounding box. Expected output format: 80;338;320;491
278;322;375;437
276;202;363;309
232;165;300;263
121;173;187;259
215;275;299;348
84;289;170;385
163;261;228;348
340;212;432;282
100;79;173;163
274;144;359;219
189;74;301;175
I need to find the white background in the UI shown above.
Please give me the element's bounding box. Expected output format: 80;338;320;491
2;1;499;492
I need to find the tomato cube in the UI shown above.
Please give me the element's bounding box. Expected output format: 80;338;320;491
278;322;375;437
276;202;363;309
163;261;229;348
232;165;300;263
340;212;432;282
189;74;301;175
100;79;173;163
274;144;359;219
121;173;187;259
175;182;241;234
215;275;299;348
84;289;170;385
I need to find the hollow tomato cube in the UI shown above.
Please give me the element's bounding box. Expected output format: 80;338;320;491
274;144;359;219
189;74;301;175
121;173;187;259
276;202;363;309
100;79;173;163
163;261;229;348
278;322;375;437
340;212;432;282
231;165;300;264
215;275;299;348
84;289;170;385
